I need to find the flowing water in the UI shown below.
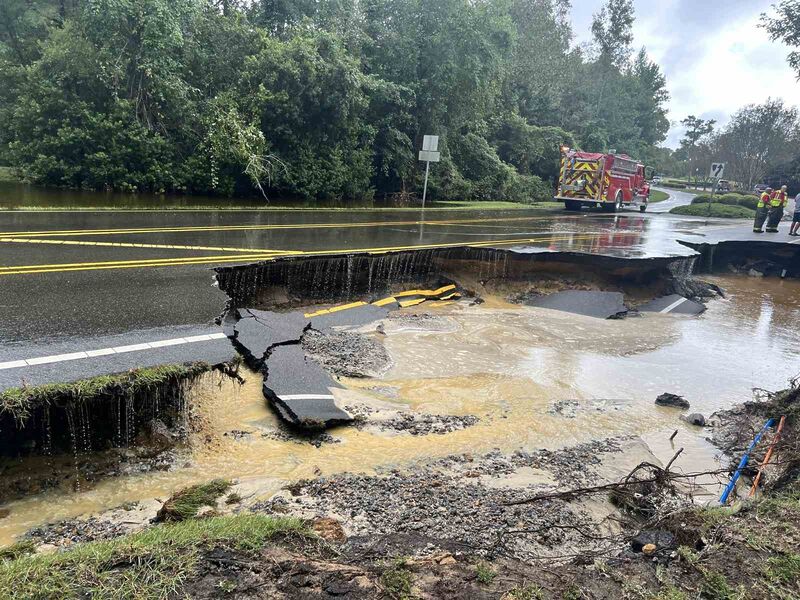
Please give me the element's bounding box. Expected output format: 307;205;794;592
1;274;799;544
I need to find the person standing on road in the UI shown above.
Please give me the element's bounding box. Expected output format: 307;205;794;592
753;187;773;233
766;185;789;233
790;193;800;237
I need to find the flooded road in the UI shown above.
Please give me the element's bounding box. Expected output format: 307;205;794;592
1;273;798;544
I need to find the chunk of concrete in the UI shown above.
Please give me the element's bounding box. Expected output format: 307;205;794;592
638;294;705;315
655;393;690;409
262;345;351;430
524;290;628;319
230;309;309;366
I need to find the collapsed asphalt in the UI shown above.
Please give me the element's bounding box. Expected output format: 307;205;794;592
2;189;797;390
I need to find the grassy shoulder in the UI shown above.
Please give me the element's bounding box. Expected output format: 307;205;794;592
0;514;307;599
0;363;212;422
649;190;669;203
0;200;564;212
670;203;756;219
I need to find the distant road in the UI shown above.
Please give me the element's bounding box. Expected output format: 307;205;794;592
649;187;696;213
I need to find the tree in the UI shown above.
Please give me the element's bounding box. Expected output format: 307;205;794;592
711;99;800;190
762;0;800;79
590;0;635;69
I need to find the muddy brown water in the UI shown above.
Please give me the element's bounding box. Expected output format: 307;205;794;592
1;274;798;544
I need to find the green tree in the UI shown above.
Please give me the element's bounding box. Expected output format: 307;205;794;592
762;0;800;78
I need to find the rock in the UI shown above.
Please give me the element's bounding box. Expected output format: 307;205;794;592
655;393;690;409
681;413;706;427
438;555;457;565
312;517;347;543
143;419;175;449
642;544;657;556
631;530;676;553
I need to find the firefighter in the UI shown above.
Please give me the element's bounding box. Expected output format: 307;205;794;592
766;185;789;233
753;187;773;233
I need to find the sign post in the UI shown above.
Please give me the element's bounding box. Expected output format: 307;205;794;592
419;135;440;210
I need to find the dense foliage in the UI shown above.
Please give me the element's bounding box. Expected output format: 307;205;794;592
0;0;670;203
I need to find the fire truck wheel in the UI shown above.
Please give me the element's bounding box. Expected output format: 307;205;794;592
639;205;647;213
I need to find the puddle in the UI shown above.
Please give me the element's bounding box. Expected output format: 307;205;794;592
2;274;799;544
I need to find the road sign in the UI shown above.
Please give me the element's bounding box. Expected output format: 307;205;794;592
710;163;725;179
419;135;440;210
422;135;439;152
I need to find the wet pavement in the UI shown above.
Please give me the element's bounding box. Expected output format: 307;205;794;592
1;185;797;388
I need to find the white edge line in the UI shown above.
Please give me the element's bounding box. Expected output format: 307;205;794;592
1;332;227;370
660;297;689;314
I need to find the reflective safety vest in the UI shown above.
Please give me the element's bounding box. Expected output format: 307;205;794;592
758;192;771;208
771;191;788;207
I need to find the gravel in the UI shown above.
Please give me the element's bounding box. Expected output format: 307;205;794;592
302;329;392;378
253;438;626;560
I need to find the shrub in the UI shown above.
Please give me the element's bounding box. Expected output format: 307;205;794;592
670;203;756;218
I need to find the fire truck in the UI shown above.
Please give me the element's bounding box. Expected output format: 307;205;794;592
555;146;651;212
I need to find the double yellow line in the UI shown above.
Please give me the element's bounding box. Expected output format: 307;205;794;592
0;233;606;276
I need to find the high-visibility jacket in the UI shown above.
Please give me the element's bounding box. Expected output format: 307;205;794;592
770;191;788;207
758;192;771;208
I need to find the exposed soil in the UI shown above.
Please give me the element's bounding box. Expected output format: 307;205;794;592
302;328;393;378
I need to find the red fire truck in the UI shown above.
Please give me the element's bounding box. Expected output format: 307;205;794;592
555;146;651;212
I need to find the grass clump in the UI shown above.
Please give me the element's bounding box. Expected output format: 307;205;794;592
0;363;212;424
156;479;232;522
381;558;414;599
0;540;35;561
502;584;543;599
0;514;306;599
670;203;755;219
766;553;800;585
475;561;497;585
649;190;670;203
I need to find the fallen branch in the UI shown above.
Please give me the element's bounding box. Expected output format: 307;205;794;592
503;465;729;506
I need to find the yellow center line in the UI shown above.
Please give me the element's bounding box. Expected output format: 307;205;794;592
0;216;566;239
0;233;605;276
0;237;296;254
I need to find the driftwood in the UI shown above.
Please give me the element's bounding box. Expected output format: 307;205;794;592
503;449;730;506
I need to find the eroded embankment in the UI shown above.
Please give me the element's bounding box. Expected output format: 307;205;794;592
215;246;700;310
681;239;800;277
0;363;235;501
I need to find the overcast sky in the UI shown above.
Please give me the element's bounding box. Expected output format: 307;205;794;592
569;0;799;148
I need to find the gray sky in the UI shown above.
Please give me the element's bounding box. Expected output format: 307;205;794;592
570;0;799;148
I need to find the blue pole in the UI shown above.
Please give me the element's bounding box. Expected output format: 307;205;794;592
720;418;775;504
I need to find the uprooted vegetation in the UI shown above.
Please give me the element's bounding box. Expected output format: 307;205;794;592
155;479;232;522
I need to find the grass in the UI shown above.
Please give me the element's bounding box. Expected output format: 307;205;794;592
155;479;232;522
381;558;415;599
649;190;670;203
476;561;497;584
0;540;35;561
766;554;800;585
431;200;563;210
0;514;307;599
0;200;563;212
502;584;544;599
0;363;212;423
669;203;755;219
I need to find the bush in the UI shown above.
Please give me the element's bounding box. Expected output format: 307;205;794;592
691;193;759;210
670;203;756;219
